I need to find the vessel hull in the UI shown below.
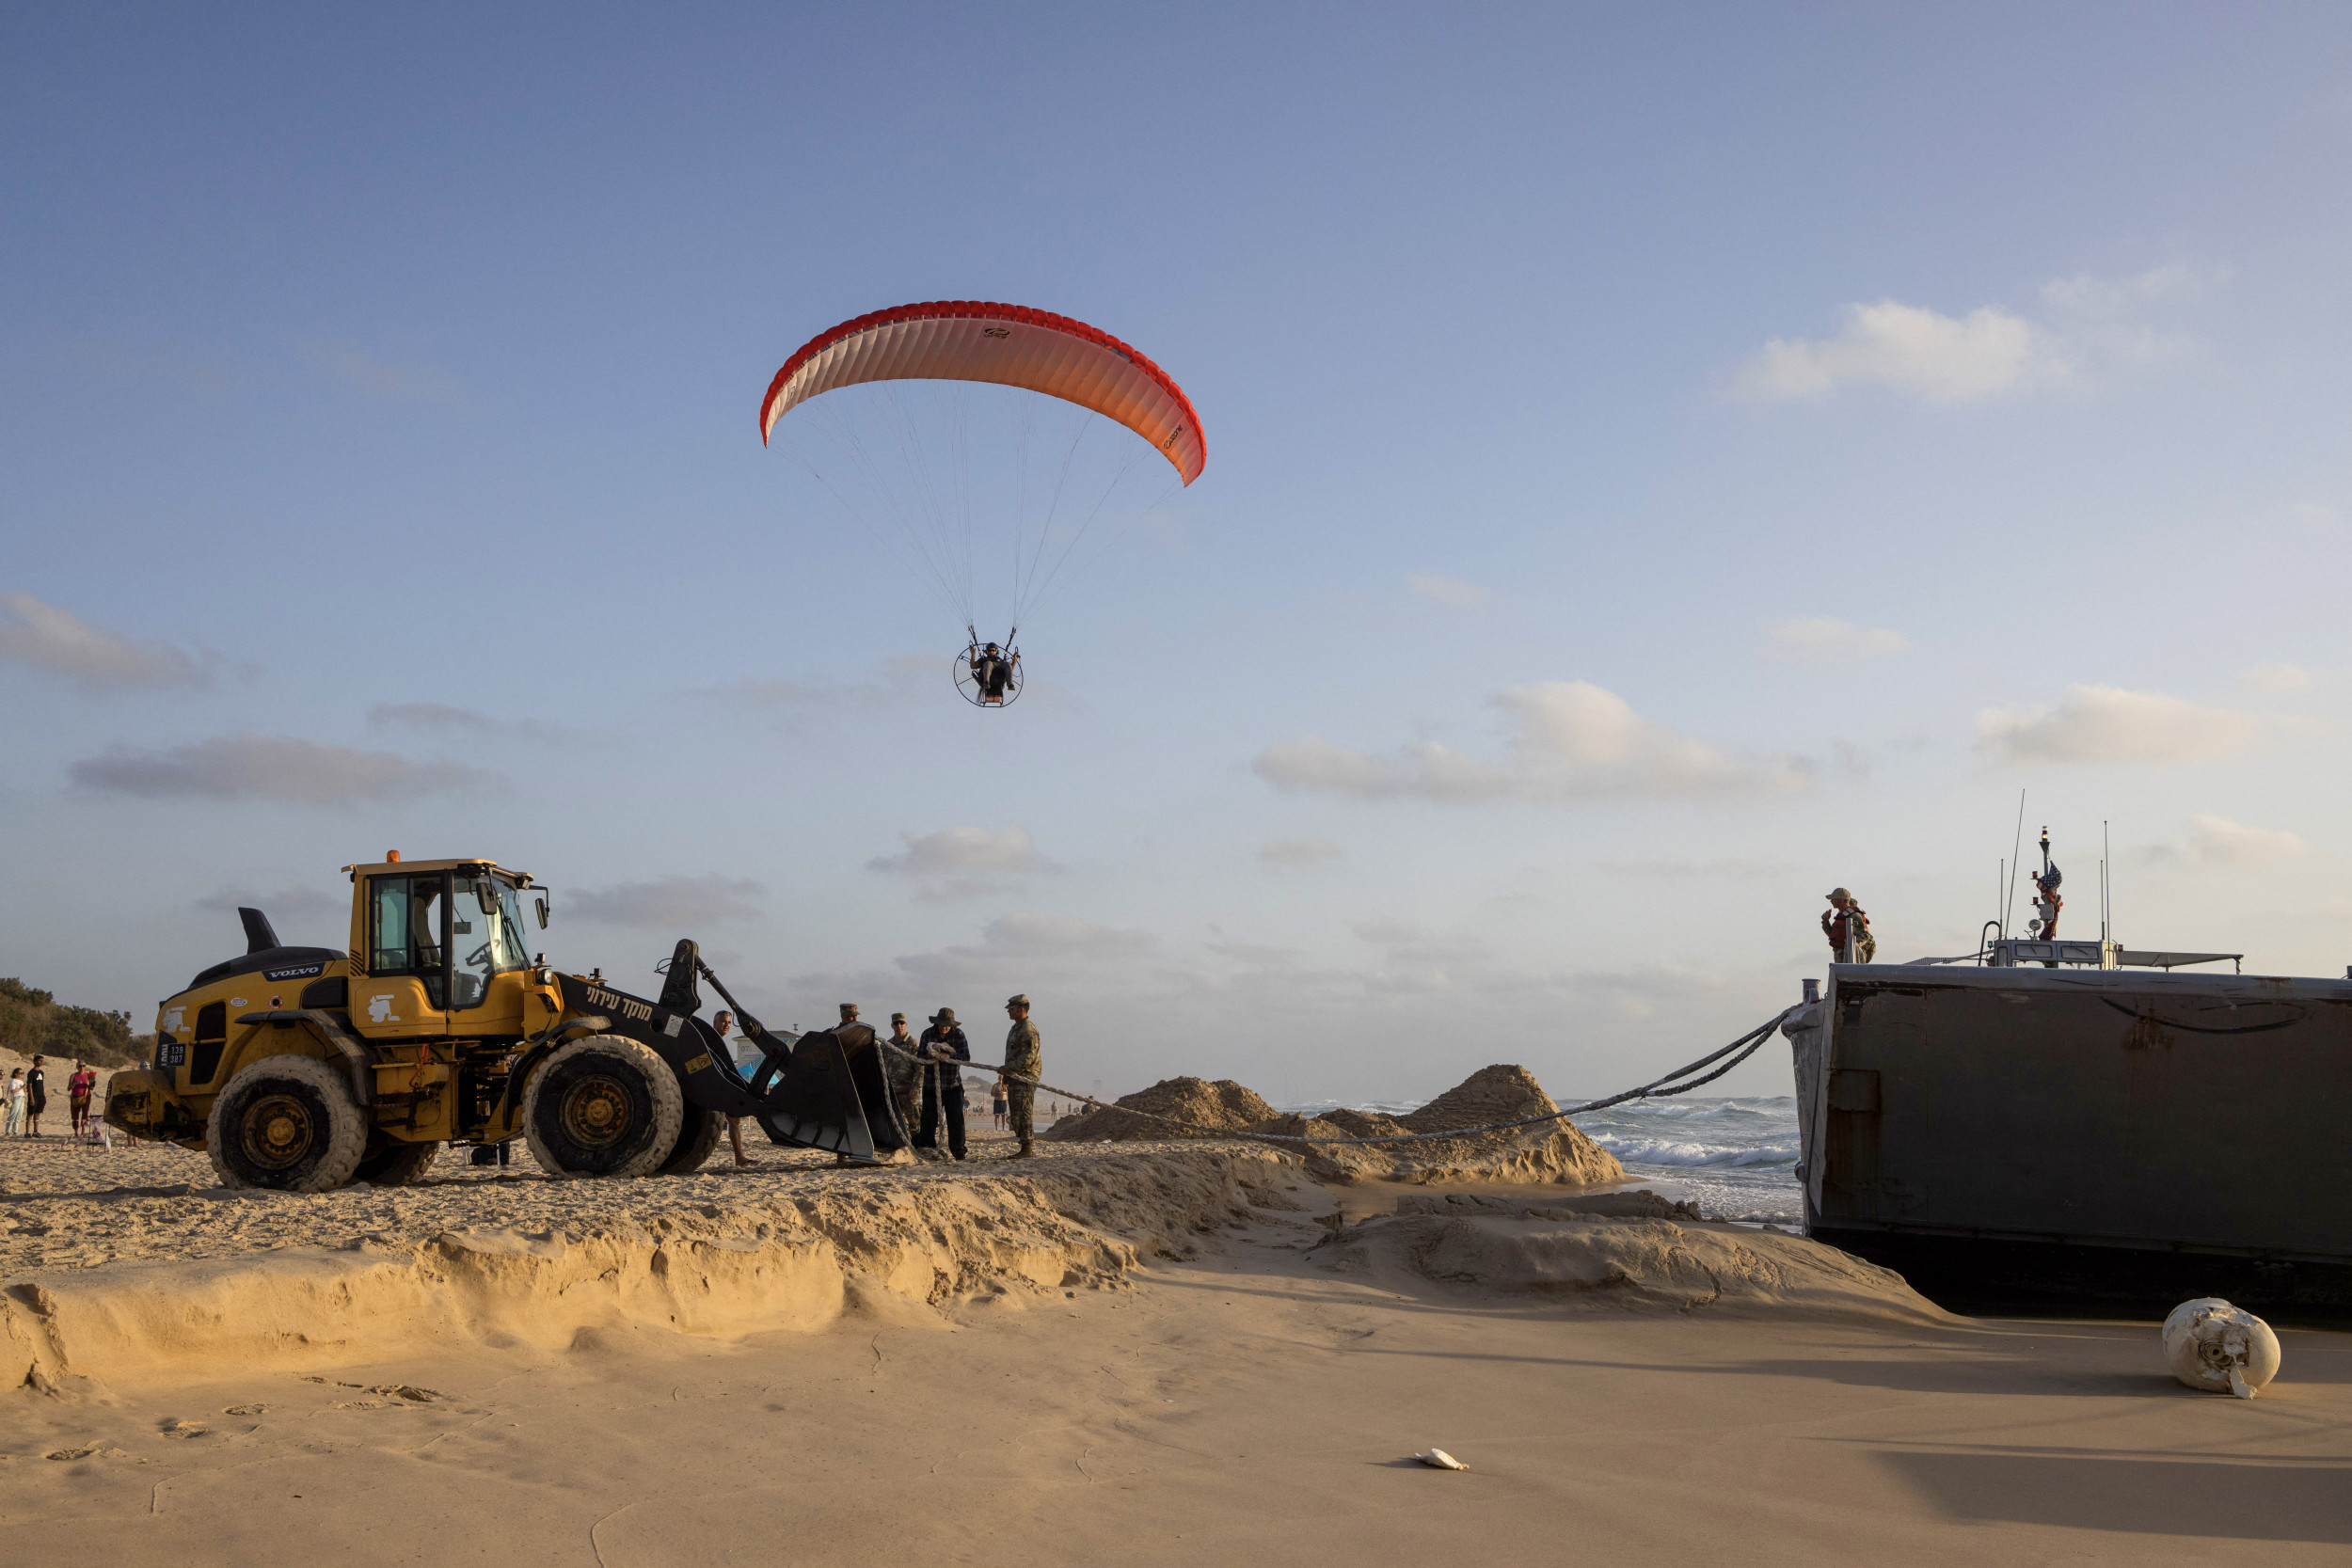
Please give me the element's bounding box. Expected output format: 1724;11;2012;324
1791;962;2352;1318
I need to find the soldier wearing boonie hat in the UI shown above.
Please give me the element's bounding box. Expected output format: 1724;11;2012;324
1003;994;1041;1158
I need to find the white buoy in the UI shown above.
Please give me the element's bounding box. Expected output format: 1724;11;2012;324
2163;1298;2281;1399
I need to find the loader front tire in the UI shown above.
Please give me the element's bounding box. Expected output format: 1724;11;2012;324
658;1106;725;1176
206;1054;369;1193
522;1035;683;1180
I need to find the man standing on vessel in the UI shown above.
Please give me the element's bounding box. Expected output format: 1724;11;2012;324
1822;889;1876;963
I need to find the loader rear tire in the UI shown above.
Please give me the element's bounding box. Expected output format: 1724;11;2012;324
658;1106;724;1176
522;1035;683;1180
206;1054;369;1193
354;1139;440;1187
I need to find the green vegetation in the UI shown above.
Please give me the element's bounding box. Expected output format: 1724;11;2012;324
0;977;145;1069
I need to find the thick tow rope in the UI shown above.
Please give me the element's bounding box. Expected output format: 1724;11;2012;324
875;1006;1793;1148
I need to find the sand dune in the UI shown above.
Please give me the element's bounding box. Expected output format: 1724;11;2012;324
1047;1063;1628;1188
1314;1190;1952;1323
4;1138;1311;1388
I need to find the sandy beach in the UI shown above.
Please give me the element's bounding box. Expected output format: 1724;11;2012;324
6;1132;2347;1564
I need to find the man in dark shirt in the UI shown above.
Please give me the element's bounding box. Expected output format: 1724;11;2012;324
915;1007;971;1161
24;1055;47;1139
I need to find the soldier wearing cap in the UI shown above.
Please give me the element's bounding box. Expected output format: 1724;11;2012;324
1822;889;1876;963
829;1003;915;1160
1003;994;1041;1158
915;1006;972;1161
884;1011;922;1138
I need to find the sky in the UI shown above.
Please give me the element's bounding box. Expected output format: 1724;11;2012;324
6;5;2351;1107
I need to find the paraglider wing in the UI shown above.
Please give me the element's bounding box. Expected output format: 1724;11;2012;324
760;301;1205;485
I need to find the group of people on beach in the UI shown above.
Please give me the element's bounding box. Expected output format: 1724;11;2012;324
5;1055;103;1143
707;993;1045;1166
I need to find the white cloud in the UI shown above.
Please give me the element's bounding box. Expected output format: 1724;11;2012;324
1976;686;2259;766
0;592;211;690
813;911;1159;998
2037;263;2203;321
1258;837;1342;866
567;874;767;928
369;701;496;731
721;656;935;712
2187;814;2308;866
971;911;1153;958
1733;300;2059;404
1406;573;1490;609
1732;266;2198;404
367;701;577;744
1252;680;1807;804
69;735;490;804
1762;616;1910;663
867;825;1056;877
2239;663;2313;696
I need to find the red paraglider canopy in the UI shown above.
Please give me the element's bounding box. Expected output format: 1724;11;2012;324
760;301;1205;485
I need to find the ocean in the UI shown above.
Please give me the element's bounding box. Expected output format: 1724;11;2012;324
1281;1094;1803;1228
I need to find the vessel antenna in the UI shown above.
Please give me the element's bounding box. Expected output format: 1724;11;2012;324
2104;819;2113;942
2004;789;2026;938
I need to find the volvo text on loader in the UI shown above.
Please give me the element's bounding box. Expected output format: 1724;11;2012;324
103;854;913;1191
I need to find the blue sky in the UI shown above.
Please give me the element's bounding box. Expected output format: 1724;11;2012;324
6;5;2350;1104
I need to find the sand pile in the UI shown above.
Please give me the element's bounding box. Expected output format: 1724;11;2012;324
1046;1065;1624;1188
1316;1191;1947;1323
1288;1065;1626;1188
1043;1076;1275;1142
2;1145;1310;1388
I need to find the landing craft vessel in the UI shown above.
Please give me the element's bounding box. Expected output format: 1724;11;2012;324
1785;928;2352;1319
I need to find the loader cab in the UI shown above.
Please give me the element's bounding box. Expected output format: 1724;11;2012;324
346;857;537;1040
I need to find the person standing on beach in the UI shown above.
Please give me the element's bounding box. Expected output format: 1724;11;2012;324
712;1011;760;1167
991;1077;1009;1131
884;1012;923;1138
1822;889;1876;963
5;1069;24;1137
24;1055;47;1139
68;1060;97;1138
1003;995;1041;1159
915;1007;971;1161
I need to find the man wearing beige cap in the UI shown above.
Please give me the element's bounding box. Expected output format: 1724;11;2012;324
1822;889;1876;963
1003;994;1041;1158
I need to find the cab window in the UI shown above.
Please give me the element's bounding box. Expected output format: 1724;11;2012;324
369;874;447;1008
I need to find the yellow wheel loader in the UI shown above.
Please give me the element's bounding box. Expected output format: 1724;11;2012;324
103;854;913;1191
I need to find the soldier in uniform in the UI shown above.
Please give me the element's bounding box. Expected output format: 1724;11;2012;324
1821;889;1876;963
884;1011;923;1139
1003;994;1041;1158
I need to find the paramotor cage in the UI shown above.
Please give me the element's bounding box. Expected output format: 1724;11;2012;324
955;641;1023;708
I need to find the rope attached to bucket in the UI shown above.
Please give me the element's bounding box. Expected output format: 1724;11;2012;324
876;1006;1794;1148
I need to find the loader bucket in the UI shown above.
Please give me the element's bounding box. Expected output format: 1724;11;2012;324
757;1030;880;1163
